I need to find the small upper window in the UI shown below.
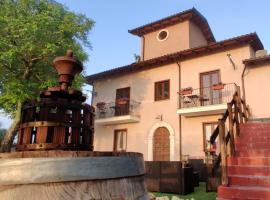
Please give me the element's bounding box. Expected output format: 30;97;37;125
155;80;170;101
157;29;169;41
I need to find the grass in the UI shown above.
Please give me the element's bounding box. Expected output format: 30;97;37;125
153;182;216;200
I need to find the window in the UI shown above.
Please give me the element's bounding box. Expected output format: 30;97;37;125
155;80;170;101
200;70;221;105
114;129;127;152
203;122;218;152
157;29;169;41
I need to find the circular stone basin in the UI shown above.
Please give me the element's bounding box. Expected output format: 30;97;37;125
0;151;147;200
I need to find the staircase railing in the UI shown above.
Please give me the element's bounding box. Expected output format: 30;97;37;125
209;85;250;185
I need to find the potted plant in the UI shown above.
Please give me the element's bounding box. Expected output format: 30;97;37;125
212;82;225;90
117;98;128;105
96;102;106;110
180;87;193;95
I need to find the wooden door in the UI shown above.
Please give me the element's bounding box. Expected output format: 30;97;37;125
115;87;130;116
153;127;170;161
200;70;221;106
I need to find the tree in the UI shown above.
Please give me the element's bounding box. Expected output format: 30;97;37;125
0;123;7;144
0;0;94;152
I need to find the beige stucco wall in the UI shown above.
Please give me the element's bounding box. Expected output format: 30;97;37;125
181;115;221;158
179;45;252;158
93;63;181;161
245;63;270;118
189;21;208;48
92;44;257;161
180;45;252;89
141;20;209;61
142;21;190;60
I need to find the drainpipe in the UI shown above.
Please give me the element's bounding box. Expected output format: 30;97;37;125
141;36;145;61
176;61;182;162
241;63;247;101
90;83;95;106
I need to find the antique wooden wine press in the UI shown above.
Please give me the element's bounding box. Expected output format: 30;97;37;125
16;50;94;151
0;50;147;200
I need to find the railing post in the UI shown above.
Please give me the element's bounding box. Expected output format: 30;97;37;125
219;119;228;186
233;95;240;136
228;102;235;156
236;86;244;124
242;98;249;122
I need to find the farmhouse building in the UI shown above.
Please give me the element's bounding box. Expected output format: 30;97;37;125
87;8;270;163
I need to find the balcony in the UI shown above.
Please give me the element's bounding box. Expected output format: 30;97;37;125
177;83;237;117
95;99;141;125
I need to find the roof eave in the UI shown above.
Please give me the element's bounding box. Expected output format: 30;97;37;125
87;33;263;83
128;8;215;43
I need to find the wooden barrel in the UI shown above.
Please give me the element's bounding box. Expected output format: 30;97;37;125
0;151;148;200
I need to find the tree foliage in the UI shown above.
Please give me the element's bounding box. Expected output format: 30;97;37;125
0;0;94;117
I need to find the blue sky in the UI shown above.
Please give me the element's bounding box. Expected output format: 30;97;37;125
55;0;270;75
1;0;270;128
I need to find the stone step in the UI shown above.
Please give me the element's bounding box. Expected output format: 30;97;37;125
218;185;270;199
235;136;270;143
241;122;270;129
229;175;270;187
228;157;270;166
236;150;270;157
228;165;270;176
238;132;270;139
235;141;270;150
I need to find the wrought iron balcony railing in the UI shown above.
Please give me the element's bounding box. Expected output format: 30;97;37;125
95;99;141;119
178;83;237;109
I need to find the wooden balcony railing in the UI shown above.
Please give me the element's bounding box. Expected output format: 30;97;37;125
209;86;250;185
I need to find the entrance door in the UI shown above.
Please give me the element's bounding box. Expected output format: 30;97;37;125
200;70;221;106
153;127;170;161
115;87;130;116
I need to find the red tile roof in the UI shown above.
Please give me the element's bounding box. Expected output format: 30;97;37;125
128;8;215;43
87;33;263;83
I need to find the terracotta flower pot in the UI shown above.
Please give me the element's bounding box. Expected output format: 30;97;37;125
96;102;106;110
180;88;193;95
212;84;225;90
117;100;127;105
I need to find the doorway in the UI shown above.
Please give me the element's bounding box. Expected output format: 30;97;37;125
153;127;170;161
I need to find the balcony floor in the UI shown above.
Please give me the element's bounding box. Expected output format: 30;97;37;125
177;104;227;117
95;115;140;125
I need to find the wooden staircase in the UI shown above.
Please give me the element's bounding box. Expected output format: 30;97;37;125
218;122;270;199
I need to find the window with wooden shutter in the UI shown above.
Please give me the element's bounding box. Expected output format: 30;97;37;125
154;80;170;101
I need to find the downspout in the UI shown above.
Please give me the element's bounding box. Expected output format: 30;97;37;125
141;36;145;61
176;61;182;162
90;83;95;106
241;63;247;101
